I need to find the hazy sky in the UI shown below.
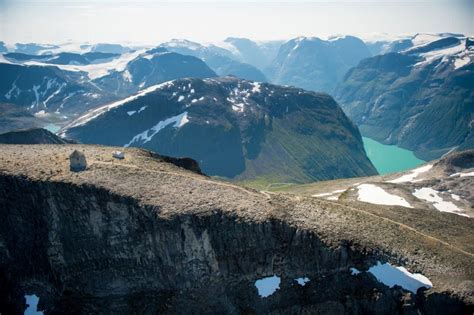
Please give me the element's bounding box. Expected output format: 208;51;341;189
0;0;472;45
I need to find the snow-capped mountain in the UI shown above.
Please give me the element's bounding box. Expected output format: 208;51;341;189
0;48;216;117
265;36;371;93
159;39;267;82
4;51;120;66
0;62;110;115
336;35;474;160
92;47;217;98
61;76;377;182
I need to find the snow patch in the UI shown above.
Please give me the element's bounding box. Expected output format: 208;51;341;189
251;82;261;93
124;111;189;147
64;81;174;129
366;262;432;293
232;103;245;112
451;193;461;201
357;184;412;208
34;110;48;117
454;56;471;69
312;189;345;199
255;275;280;298
24;294;44;315
123;70;132;82
295;277;310;286
413;187;468;216
388;164;433;183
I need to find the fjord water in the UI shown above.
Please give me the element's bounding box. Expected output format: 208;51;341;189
362;137;425;175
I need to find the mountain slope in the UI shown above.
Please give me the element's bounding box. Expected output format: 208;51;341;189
266;36;371;93
335;36;474;160
221;37;283;69
0;128;73;144
160;39;267;81
61;76;377;183
0;62;109;114
93;48;217;97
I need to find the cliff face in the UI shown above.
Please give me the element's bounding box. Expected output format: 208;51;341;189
0;145;472;314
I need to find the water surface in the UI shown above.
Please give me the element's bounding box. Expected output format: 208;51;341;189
362;137;425;175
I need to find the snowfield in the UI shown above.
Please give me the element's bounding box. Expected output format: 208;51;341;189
357;184;412;208
255;275;281;298
388;164;433;183
412;187;468;217
124;111;189;147
351;262;432;293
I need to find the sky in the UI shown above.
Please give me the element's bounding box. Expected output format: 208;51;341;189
0;0;472;45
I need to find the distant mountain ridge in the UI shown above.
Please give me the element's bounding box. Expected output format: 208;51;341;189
0;128;73;144
265;35;371;93
159;39;267;82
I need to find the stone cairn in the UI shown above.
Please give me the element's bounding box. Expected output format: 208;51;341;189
69;150;87;172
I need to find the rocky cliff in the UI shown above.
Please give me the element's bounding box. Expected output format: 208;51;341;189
0;144;472;314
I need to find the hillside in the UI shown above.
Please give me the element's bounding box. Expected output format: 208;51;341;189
61;76;377;183
0;128;73;144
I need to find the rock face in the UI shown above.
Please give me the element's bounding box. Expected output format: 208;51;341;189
61;76;377;184
0;145;472;314
0;128;73;145
335;35;474;160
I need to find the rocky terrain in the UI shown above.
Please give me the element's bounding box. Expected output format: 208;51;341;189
60;76;377;183
273;149;474;218
0;144;472;314
335;35;474;160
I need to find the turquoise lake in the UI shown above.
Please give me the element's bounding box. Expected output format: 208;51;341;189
362;137;425;175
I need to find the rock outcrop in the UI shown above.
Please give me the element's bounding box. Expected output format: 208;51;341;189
0;144;472;314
